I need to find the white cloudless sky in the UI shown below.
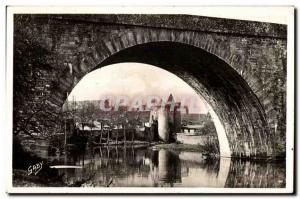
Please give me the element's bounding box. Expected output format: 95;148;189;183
68;63;209;114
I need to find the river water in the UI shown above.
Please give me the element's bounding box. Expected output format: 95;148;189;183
43;145;285;188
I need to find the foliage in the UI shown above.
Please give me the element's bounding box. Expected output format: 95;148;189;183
200;120;217;135
201;137;220;156
13;18;59;138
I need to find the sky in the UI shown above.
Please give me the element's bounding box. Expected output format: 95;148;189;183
67;63;209;114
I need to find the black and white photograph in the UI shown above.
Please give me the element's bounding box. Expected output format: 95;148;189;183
5;6;295;194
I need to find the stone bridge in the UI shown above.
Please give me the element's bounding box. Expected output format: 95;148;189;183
13;14;287;158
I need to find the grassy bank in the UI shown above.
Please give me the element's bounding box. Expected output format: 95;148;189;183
153;143;206;153
152;143;220;159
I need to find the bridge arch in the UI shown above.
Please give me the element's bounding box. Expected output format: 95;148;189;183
12;15;286;160
40;24;278;159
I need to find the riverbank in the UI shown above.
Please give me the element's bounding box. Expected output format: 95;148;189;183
90;140;157;147
152;143;285;162
152;143;205;152
152;143;221;159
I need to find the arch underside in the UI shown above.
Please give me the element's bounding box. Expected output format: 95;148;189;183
94;42;275;158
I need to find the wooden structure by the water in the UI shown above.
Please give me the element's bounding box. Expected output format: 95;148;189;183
62;116;162;149
82;128;137;145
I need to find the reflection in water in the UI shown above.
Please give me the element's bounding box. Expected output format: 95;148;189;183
44;146;285;188
152;149;181;186
225;160;286;188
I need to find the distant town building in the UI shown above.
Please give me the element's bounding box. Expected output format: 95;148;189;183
63;94;216;144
